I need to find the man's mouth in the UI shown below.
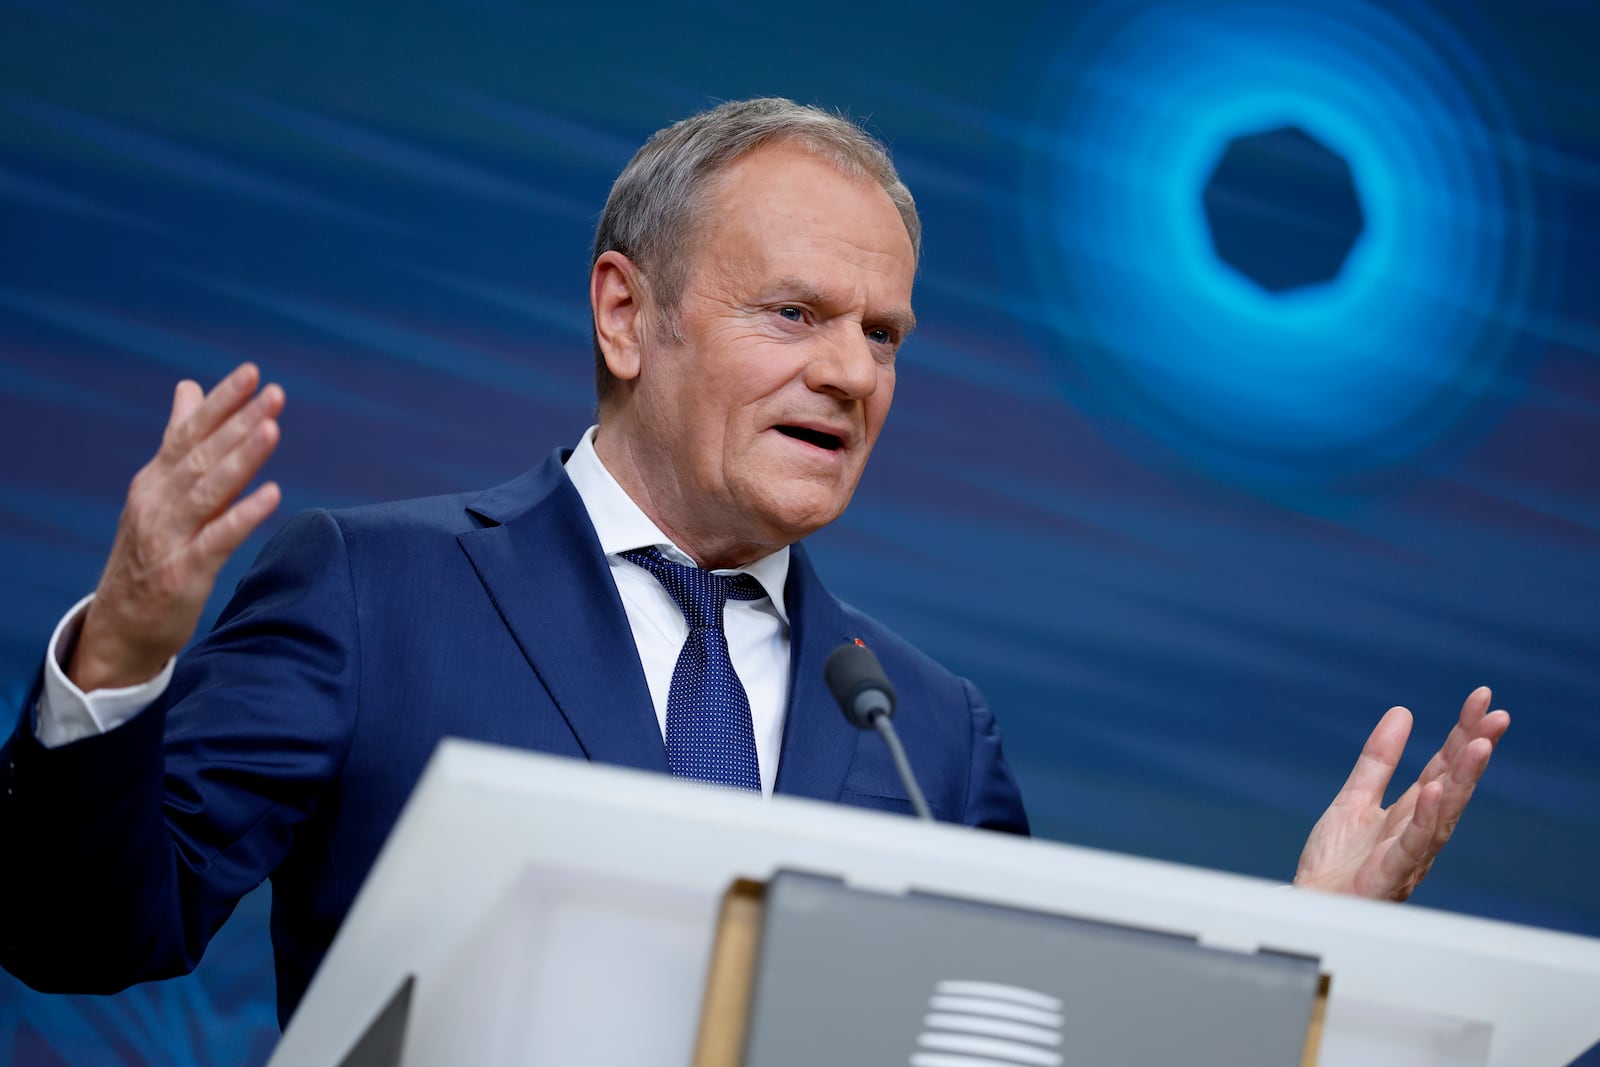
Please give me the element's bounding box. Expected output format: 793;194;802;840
775;425;845;452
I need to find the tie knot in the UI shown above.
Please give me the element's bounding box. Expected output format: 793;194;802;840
622;547;765;631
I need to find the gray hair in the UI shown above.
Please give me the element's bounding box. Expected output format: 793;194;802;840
590;97;921;402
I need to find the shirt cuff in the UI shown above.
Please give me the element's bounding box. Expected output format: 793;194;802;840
35;594;175;748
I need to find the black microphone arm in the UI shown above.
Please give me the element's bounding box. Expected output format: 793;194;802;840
824;643;934;822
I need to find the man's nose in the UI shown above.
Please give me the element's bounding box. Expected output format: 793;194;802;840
804;323;880;399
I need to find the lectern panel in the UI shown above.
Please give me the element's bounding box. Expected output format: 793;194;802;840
741;871;1323;1067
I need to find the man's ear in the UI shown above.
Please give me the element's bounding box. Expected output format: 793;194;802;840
591;251;649;384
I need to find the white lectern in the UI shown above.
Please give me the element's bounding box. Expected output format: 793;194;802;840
269;741;1600;1067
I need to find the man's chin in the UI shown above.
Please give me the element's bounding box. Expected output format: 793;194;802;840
750;490;854;547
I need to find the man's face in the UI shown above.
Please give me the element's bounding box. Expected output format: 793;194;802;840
611;142;917;566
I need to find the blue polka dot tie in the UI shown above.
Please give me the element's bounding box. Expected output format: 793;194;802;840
622;547;767;792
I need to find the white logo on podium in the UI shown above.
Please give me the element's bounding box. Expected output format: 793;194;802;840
910;979;1065;1066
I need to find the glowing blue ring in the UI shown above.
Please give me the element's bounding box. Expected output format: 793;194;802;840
1017;0;1545;487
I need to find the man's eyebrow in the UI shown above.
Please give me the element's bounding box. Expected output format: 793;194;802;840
876;307;917;338
763;276;831;306
764;276;917;336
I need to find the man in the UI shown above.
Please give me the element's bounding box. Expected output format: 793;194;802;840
0;99;1508;1027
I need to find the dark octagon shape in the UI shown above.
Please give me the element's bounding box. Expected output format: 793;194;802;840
1202;125;1366;294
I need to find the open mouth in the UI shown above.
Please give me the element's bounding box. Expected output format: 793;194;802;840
775;425;845;452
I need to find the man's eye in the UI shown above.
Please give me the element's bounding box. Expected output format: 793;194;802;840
867;328;894;345
777;306;804;322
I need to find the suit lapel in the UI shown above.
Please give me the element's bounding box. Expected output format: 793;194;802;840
456;452;668;775
773;543;864;803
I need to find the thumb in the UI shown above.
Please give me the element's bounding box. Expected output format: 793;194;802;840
1338;706;1413;807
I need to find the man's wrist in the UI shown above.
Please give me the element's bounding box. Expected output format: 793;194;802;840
38;594;175;747
66;604;170;694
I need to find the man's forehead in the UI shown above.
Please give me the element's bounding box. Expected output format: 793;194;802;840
671;144;917;319
702;144;914;246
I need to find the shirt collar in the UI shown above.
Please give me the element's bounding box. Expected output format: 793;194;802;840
563;425;791;622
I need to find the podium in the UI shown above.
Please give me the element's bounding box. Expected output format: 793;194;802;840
269;740;1600;1066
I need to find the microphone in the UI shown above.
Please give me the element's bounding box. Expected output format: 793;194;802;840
825;643;933;822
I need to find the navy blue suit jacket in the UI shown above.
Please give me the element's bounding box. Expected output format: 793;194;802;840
0;450;1027;1025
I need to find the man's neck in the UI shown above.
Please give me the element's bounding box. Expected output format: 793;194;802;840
590;425;778;571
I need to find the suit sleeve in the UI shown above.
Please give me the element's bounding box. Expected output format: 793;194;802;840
960;678;1030;835
0;509;361;993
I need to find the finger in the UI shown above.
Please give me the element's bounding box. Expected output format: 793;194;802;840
1418;686;1493;787
1478;708;1511;746
177;382;286;494
1337;706;1413;807
168;380;203;435
1433;735;1493;845
187;416;281;528
1380;780;1420;837
1450;709;1511;773
193;481;282;566
1419;700;1507;801
163;363;261;454
1377;778;1443;899
1459;685;1491;726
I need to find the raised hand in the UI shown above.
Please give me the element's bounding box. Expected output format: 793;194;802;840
1293;687;1509;900
67;364;285;693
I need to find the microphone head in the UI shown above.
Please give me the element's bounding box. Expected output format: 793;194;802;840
825;643;897;730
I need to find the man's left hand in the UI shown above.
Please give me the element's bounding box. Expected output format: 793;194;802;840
1294;687;1509;900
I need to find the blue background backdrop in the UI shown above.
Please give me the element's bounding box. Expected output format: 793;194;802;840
2;0;1596;1062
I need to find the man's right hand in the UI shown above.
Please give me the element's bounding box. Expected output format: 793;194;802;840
67;363;285;693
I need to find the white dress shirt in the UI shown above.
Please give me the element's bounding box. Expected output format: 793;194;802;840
561;426;791;794
35;426;793;795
